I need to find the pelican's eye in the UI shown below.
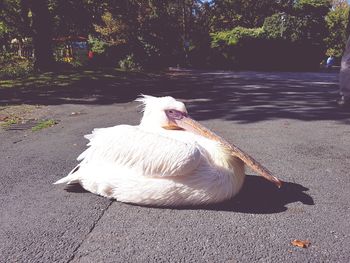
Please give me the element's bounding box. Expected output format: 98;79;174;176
165;109;186;120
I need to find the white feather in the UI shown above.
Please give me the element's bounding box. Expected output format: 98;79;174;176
78;125;201;177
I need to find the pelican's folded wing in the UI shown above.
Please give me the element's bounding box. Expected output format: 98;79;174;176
77;125;201;178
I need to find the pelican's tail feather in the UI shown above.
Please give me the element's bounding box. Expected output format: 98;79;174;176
53;175;76;185
53;164;80;185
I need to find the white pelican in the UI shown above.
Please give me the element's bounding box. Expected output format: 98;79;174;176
55;95;282;206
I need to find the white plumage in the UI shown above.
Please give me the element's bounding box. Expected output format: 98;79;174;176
55;95;281;206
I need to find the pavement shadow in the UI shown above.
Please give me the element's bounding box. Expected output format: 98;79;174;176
0;69;155;106
188;175;314;214
64;183;89;193
160;71;350;123
1;69;350;123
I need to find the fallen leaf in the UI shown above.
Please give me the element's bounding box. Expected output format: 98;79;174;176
291;239;311;248
0;114;9;121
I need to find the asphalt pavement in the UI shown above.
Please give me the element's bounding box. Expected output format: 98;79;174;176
1;70;350;262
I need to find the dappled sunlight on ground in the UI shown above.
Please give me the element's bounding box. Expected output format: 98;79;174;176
0;68;155;89
1;69;349;123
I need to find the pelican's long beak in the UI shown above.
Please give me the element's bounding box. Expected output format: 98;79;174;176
176;116;283;188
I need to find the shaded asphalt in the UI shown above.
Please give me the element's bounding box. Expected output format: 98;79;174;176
1;70;349;262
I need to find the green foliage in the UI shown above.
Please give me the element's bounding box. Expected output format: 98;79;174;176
0;0;31;41
49;0;97;37
0;0;348;71
263;12;329;44
0;53;34;79
89;1;186;68
118;54;142;71
210;27;268;69
263;14;301;42
31;119;57;132
93;12;128;46
0;117;19;128
0;21;9;37
206;0;334;69
88;35;106;55
296;0;331;9
211;0;329;70
211;27;265;47
69;59;84;69
325;1;349;57
210;0;285;30
211;5;329;71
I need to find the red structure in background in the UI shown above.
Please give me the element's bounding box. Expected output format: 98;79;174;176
53;36;89;63
88;50;94;59
10;36;91;64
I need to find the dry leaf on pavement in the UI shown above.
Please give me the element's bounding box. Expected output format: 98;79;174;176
291;239;311;248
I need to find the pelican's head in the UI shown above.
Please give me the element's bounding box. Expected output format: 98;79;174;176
136;95;188;130
136;95;213;137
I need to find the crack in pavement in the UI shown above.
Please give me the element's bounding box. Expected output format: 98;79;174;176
68;200;114;262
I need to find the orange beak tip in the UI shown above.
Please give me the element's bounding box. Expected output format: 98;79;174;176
276;180;283;188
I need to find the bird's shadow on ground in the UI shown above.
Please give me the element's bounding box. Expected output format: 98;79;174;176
63;175;314;214
186;175;314;214
64;183;89;193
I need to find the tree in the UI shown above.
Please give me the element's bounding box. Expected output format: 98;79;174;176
29;0;54;70
210;0;332;70
91;0;188;67
49;0;102;37
0;0;31;47
0;0;55;70
94;12;128;46
190;1;213;66
325;0;349;57
210;0;290;31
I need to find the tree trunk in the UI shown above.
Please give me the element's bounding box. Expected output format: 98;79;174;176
30;0;54;71
346;9;350;40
